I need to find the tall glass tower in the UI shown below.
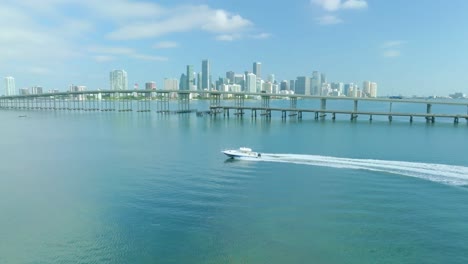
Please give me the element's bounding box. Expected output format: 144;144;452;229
253;62;262;79
202;60;210;90
186;65;195;91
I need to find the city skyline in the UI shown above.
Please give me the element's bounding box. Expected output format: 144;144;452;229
1;1;468;96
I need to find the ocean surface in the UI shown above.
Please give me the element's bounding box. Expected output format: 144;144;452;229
0;99;467;264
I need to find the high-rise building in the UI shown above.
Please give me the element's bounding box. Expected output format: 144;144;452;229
320;73;327;85
226;71;235;84
164;78;178;90
246;73;257;93
253;62;262;79
311;71;321;96
19;88;29;95
233;74;245;91
70;85;86;100
295;76;310;95
110;70;128;90
202;59;210;90
197;72;202;90
289;80;296;93
4;76;15;96
31;86;43;95
179;73;187;90
267;74;275;83
280;80;289;91
370;82;378;98
186;65;195;91
362;81;371;97
145;81;156;90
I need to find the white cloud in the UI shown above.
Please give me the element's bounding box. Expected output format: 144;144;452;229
383;50;401;58
381;40;405;58
215;34;239;41
107;5;252;40
341;0;368;10
251;33;271;39
311;0;342;11
317;15;343;25
382;40;405;48
153;41;179;49
94;55;115;62
311;0;367;11
89;45;167;62
130;54;168;61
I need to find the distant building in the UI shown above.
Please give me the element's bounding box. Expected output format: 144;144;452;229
202;59;210;90
4;76;15;96
179;73;187;90
246;73;257;93
295;76;310;95
233;74;245;91
70;85;86;100
186;65;195;90
164;78;178;90
253;62;262;79
19;88;29;95
145;81;156;90
280;80;289;91
370;82;377;98
267;74;275;83
311;71;321;96
110;70;128;90
226;71;235;84
31;86;43;95
289;80;296;93
197;72;202;90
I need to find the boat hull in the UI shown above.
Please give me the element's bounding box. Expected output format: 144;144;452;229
222;150;261;159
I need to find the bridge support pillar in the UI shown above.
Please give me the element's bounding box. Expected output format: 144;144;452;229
410;116;413;123
289;96;297;118
332;113;336;120
454;117;459;124
177;92;190;113
388;115;393;122
298;111;302;119
369;115;373;121
157;92;170;113
351;100;358;120
210;92;221;115
261;95;270;118
426;104;432;122
234;94;245;117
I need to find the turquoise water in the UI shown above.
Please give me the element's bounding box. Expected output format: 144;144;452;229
0;100;467;263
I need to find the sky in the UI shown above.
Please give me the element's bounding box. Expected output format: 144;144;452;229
1;0;468;96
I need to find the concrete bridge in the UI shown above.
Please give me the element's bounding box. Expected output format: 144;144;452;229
1;90;467;123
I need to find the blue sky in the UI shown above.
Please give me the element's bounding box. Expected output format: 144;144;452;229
1;0;468;96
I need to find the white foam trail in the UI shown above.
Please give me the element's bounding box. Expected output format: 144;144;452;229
240;154;468;186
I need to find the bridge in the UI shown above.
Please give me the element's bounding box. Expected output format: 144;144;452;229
1;90;467;123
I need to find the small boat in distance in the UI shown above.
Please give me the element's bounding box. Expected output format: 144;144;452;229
222;147;261;159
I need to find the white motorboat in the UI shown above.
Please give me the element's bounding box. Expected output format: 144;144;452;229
222;147;261;159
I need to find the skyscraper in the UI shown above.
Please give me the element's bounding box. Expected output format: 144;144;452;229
202;59;210;90
197;72;202;90
226;71;235;84
253;62;262;79
145;81;156;90
311;71;321;96
164;78;178;90
4;76;15;96
179;73;187;90
295;76;310;95
246;73;257;93
289;80;296;93
185;65;196;90
110;70;128;90
280;80;289;91
186;65;195;90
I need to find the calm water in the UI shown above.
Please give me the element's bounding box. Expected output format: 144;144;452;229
1;100;468;264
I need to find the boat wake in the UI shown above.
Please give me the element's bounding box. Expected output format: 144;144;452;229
244;153;468;186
